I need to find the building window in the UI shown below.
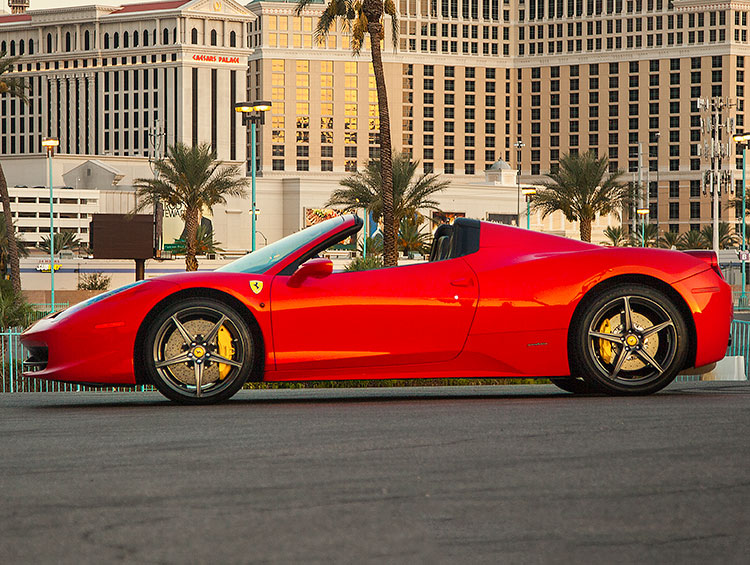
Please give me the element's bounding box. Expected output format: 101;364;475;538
690;202;701;218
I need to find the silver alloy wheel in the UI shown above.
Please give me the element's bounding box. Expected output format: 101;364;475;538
587;294;678;386
151;304;248;399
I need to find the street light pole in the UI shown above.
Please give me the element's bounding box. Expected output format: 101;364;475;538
733;133;750;305
514;140;525;227
522;187;536;229
251;119;257;251
41;137;59;311
654;131;660;237
235;101;271;252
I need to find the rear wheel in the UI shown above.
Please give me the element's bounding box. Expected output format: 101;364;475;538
144;298;254;404
571;284;689;395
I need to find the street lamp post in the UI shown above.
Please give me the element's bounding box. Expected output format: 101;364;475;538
41;137;59;311
636;207;649;246
654;132;660;237
733;132;750;305
514;139;525;227
522;187;536;229
235;101;271;251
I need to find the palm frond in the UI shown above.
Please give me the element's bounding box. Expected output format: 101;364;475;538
530;151;629;241
328;151;448;225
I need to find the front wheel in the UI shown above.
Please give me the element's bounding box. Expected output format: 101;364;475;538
570;284;689;395
143;298;255;404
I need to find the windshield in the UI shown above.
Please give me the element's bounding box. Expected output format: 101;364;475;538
217;215;349;274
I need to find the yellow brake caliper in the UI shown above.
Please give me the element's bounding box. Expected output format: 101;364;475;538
217;325;235;380
598;318;614;364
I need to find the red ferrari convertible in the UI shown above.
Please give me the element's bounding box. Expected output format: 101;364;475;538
22;215;731;403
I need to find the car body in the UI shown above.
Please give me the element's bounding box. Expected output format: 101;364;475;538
21;214;732;403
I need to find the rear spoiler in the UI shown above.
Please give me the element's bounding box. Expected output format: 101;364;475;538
683;250;724;279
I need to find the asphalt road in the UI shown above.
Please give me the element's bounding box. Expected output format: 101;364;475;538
1;382;749;564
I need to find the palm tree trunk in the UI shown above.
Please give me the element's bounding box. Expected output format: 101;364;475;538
0;163;21;293
580;217;592;243
363;0;397;267
183;208;200;271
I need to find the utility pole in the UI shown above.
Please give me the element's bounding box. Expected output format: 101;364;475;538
698;97;735;255
514;139;525;228
148;120;165;257
635;142;650;246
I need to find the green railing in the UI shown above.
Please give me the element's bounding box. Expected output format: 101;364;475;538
1;327;155;393
732;292;750;311
728;319;750;379
27;302;69;325
3;321;750;393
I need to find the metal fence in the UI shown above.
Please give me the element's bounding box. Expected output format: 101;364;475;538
728;319;750;377
3;321;750;393
732;292;750;311
1;328;155;393
26;303;69;325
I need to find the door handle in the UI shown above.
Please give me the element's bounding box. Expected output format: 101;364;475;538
450;278;473;287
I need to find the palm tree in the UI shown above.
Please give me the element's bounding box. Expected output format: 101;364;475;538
0;51;28;294
603;225;627;247
132;142;248;271
171;224;225;255
631;223;658;247
398;217;432;257
531;151;630;242
37;232;83;254
680;229;708;250
295;0;400;266
701;222;738;249
658;230;685;250
0;214;29;277
327;151;449;241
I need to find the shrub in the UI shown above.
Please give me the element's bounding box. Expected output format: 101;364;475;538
0;281;34;329
78;272;111;291
345;255;384;272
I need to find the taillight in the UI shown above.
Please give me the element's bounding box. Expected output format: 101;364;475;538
683;250;724;279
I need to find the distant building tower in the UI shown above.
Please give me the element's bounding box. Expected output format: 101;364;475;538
8;0;29;14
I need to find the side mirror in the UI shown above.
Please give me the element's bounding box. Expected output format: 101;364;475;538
289;257;333;287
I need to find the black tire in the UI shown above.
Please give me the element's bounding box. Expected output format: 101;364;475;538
549;377;599;394
144;298;255;404
570;284;689;395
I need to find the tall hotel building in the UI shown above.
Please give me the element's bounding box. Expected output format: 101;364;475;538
0;0;253;161
2;0;749;241
247;0;748;236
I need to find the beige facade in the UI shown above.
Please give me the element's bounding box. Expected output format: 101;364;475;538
7;0;748;245
246;0;750;239
0;0;254;162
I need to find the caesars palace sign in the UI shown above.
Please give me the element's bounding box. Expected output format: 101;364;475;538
192;54;242;64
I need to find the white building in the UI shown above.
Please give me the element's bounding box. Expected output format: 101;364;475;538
0;0;255;161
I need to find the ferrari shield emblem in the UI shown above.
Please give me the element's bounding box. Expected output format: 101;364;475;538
249;280;263;295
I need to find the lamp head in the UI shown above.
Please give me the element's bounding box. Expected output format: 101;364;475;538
42;137;60;154
41;137;60;148
235;101;272;113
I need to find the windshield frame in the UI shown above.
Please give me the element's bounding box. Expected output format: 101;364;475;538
217;214;361;276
